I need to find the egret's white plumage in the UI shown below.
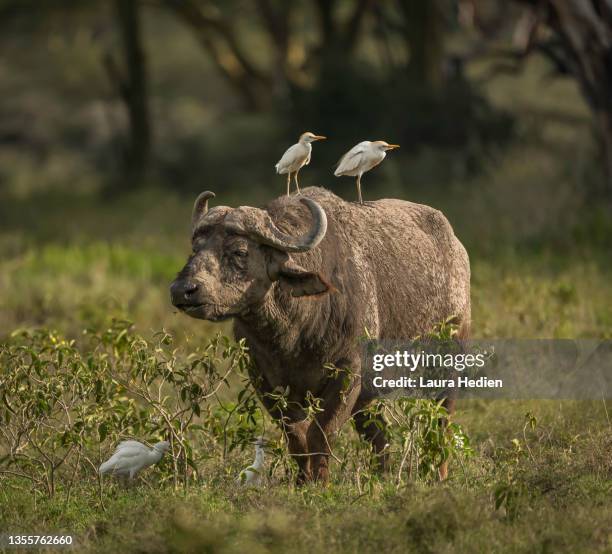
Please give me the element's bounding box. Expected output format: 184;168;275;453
99;440;170;480
276;132;326;196
334;140;400;204
237;437;266;487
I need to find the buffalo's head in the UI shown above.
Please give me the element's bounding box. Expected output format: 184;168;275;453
170;191;330;321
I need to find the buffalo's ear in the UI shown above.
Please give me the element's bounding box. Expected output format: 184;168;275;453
267;252;331;298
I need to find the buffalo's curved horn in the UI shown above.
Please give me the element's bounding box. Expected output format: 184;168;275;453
224;198;327;253
192;191;216;228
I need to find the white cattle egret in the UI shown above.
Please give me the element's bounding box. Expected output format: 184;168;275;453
276;132;327;196
99;440;170;480
237;437;266;487
334;140;400;204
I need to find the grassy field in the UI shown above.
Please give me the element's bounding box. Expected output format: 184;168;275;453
0;187;611;553
1;394;610;553
1;48;612;553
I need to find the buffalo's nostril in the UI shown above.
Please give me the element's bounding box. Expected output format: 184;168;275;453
170;280;199;307
183;282;199;299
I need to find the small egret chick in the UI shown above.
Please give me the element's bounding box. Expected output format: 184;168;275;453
334;140;400;204
237;437;266;487
99;440;170;480
276;132;327;196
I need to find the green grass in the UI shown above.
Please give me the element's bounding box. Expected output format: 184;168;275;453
1;400;610;553
0;207;610;553
2;235;610;342
1;6;611;551
1;58;611;549
1;176;611;554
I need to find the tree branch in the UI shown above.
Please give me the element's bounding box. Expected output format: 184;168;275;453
165;0;269;109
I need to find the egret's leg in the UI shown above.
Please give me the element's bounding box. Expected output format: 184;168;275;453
286;173;291;196
294;169;301;195
356;175;363;204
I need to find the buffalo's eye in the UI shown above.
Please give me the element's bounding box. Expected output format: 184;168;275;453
232;249;248;258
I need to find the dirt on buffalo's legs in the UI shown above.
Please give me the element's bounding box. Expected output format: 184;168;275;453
285;421;312;485
306;365;362;484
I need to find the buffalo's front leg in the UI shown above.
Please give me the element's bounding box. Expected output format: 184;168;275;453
306;364;362;483
284;420;311;484
249;366;312;484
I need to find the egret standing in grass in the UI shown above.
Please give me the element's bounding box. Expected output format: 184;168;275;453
237;437;266;487
276;132;327;196
99;440;170;480
334;140;400;204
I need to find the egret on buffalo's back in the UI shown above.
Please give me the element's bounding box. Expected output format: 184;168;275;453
276;131;326;196
334;140;400;204
99;440;170;480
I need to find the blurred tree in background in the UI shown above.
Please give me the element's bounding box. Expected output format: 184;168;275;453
463;0;612;202
108;0;151;184
0;0;610;207
517;0;612;202
0;0;610;343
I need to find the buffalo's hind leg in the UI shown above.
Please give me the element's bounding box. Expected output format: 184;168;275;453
438;319;469;480
352;397;390;473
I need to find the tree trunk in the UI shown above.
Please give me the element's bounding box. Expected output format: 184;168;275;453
516;0;612;200
550;0;612;199
598;110;612;200
165;0;270;111
255;0;292;101
115;0;151;184
397;0;444;88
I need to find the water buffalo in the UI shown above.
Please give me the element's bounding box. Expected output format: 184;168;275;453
170;186;470;483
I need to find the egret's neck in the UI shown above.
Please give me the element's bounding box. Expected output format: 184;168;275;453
254;447;264;467
153;447;165;460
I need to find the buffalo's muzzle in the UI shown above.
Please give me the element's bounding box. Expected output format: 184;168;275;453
170;279;200;310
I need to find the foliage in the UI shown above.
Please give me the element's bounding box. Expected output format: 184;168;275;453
0;208;610;552
387;399;473;483
0;321;251;497
1;398;610;553
359;317;474;484
0;2;610;550
0;320;476;502
492;411;538;520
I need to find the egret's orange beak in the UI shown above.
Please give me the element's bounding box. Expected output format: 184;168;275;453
386;144;400;150
313;135;327;141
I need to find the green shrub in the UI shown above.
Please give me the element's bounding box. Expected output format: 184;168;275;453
0;320;251;497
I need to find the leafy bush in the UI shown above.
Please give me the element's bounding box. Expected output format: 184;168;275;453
388;399;473;483
0;320;473;502
0;320;251;497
